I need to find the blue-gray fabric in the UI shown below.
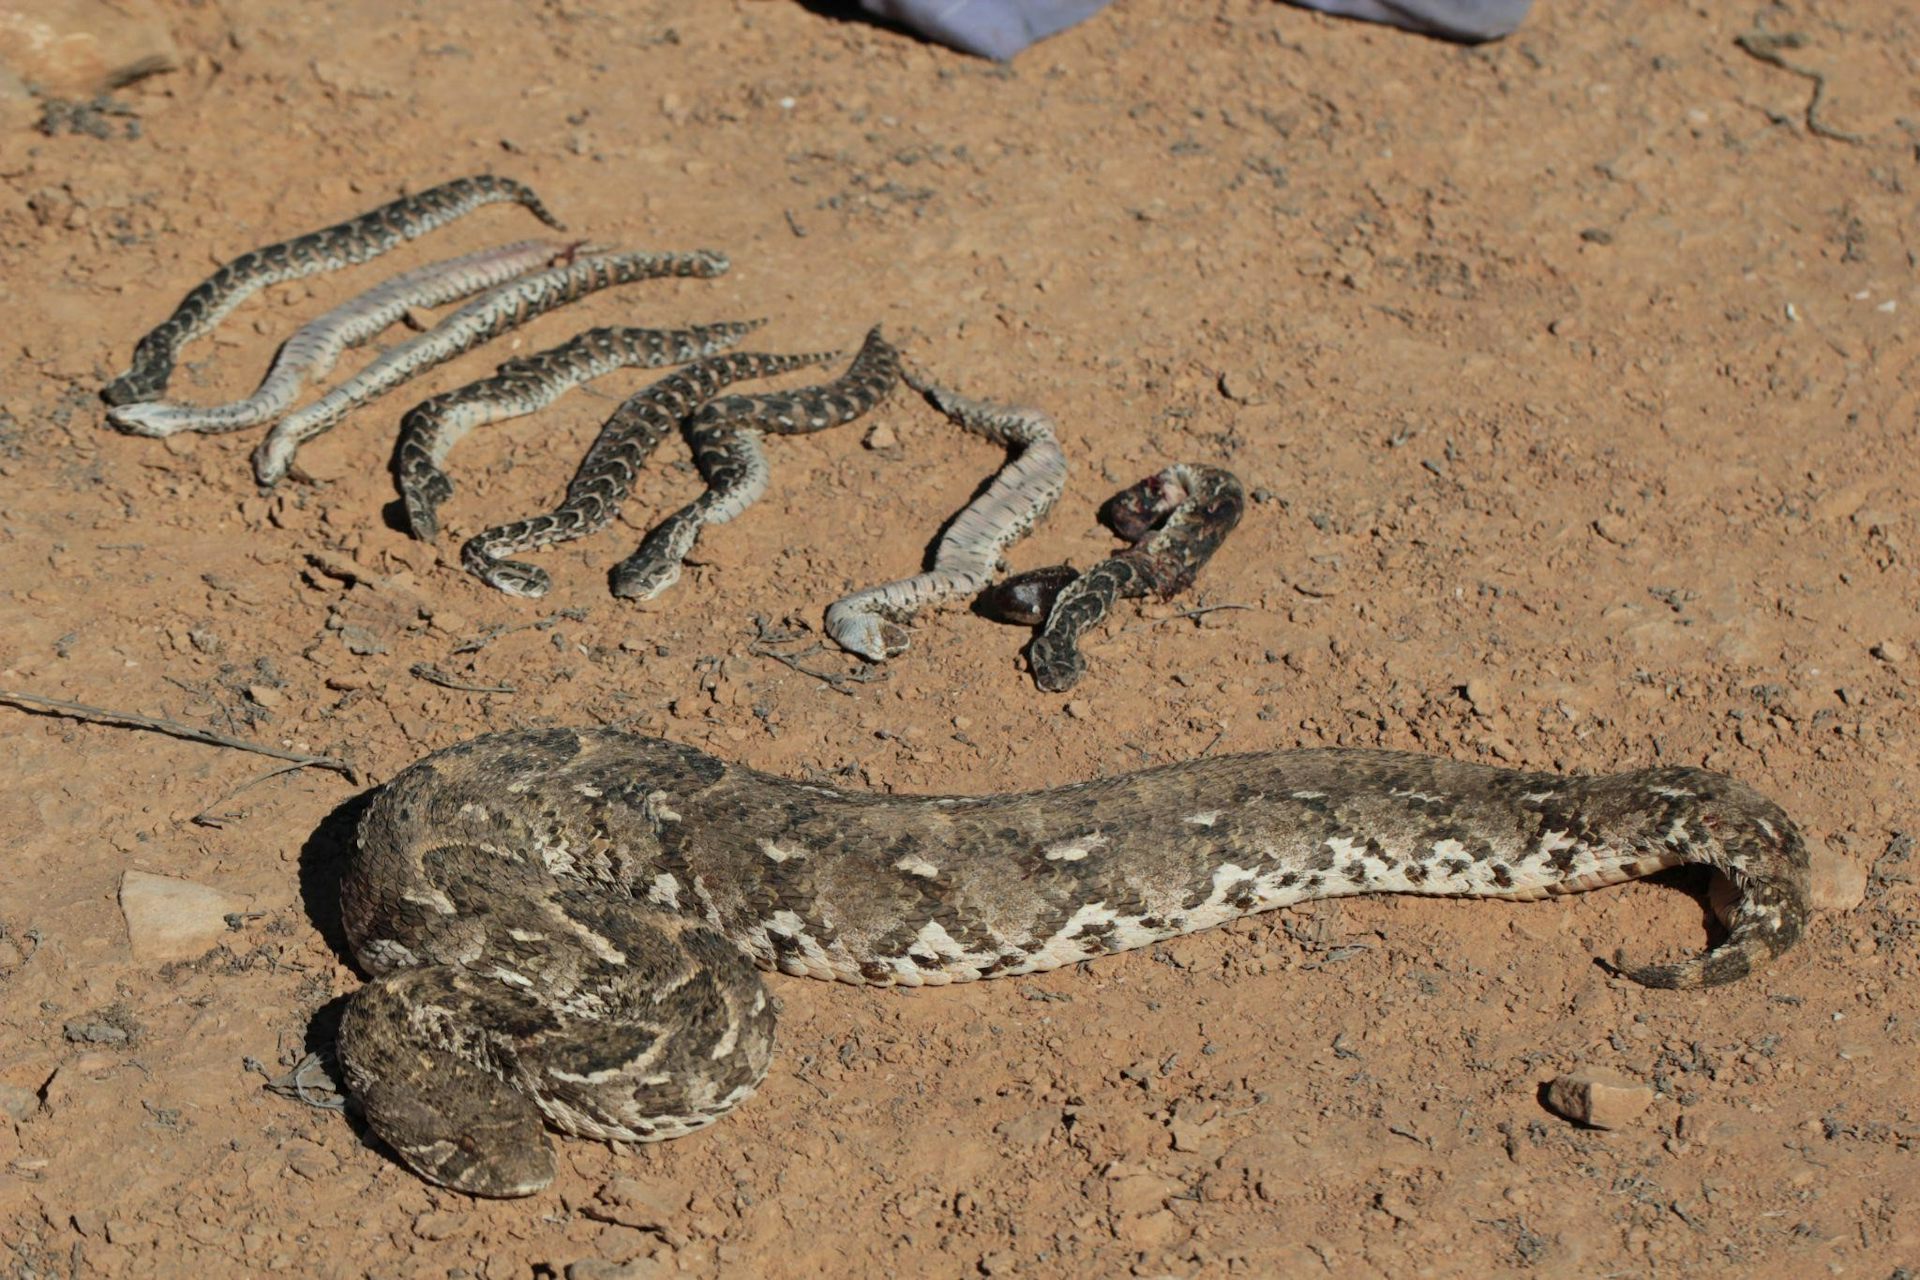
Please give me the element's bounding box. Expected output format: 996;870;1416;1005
857;0;1112;60
857;0;1532;58
1287;0;1530;41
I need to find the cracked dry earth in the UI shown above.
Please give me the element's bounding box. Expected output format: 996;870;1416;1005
1;2;1916;1277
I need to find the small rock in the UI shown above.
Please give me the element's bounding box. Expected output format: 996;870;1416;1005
0;1082;38;1123
0;0;180;97
589;1176;683;1233
568;1258;668;1280
105;1219;153;1247
430;608;471;636
246;684;283;709
1544;1069;1653;1129
282;1140;337;1181
119;869;248;963
338;624;389;656
1870;640;1908;664
412;1210;462;1241
993;1107;1057;1149
1107;1170;1177;1217
1807;848;1867;913
1592;515;1634;545
62;1014;135;1046
862;421;897;450
1113;1207;1187;1248
1463;677;1497;714
1064;700;1091;720
1218;370;1262;404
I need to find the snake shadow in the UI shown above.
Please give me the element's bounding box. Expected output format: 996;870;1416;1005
290;788;385;1154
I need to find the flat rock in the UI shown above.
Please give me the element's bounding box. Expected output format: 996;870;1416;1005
119;870;246;963
0;1082;39;1123
0;0;180;98
1807;848;1867;913
1544;1069;1653;1129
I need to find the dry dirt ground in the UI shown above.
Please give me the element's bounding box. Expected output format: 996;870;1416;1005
1;1;1916;1276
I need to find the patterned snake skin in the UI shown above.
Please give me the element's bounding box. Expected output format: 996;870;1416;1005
252;249;731;486
459;349;846;598
105;240;566;438
609;327;902;601
395;322;765;543
982;463;1245;692
826;375;1069;660
103;175;564;406
339;726;1812;1197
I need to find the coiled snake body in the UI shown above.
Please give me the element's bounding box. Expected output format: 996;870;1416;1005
340;726;1810;1197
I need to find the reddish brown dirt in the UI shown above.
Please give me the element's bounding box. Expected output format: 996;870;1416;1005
1;2;1915;1276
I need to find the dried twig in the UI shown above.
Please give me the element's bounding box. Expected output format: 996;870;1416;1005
449;607;589;655
1736;31;1863;145
0;689;358;782
747;616;885;697
262;1051;348;1112
409;663;517;694
192;760;316;827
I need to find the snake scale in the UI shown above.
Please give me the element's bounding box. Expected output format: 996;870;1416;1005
340;725;1810;1197
103;175;564;407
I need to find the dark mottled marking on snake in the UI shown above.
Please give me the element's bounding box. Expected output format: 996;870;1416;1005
339;726;1811;1196
459;349;843;598
826;373;1069;660
103;174;564;407
608;327;902;601
396;322;764;543
252;249;731;486
1006;463;1245;692
107;241;567;438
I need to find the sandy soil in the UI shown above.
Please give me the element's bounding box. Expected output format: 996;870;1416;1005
1;1;1916;1276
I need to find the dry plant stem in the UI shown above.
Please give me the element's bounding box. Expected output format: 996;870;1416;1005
0;689;358;782
1734;31;1863;145
409;664;518;695
191;760;317;827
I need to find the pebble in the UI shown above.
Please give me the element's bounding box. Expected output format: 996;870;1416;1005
1544;1069;1653;1129
119;869;247;963
1870;639;1907;664
1463;677;1497;714
1592;515;1634;545
1218;370;1262;404
862;421;897;449
1807;848;1867;913
1064;700;1091;719
411;1210;462;1241
0;1082;38;1122
0;0;180;97
589;1176;683;1232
